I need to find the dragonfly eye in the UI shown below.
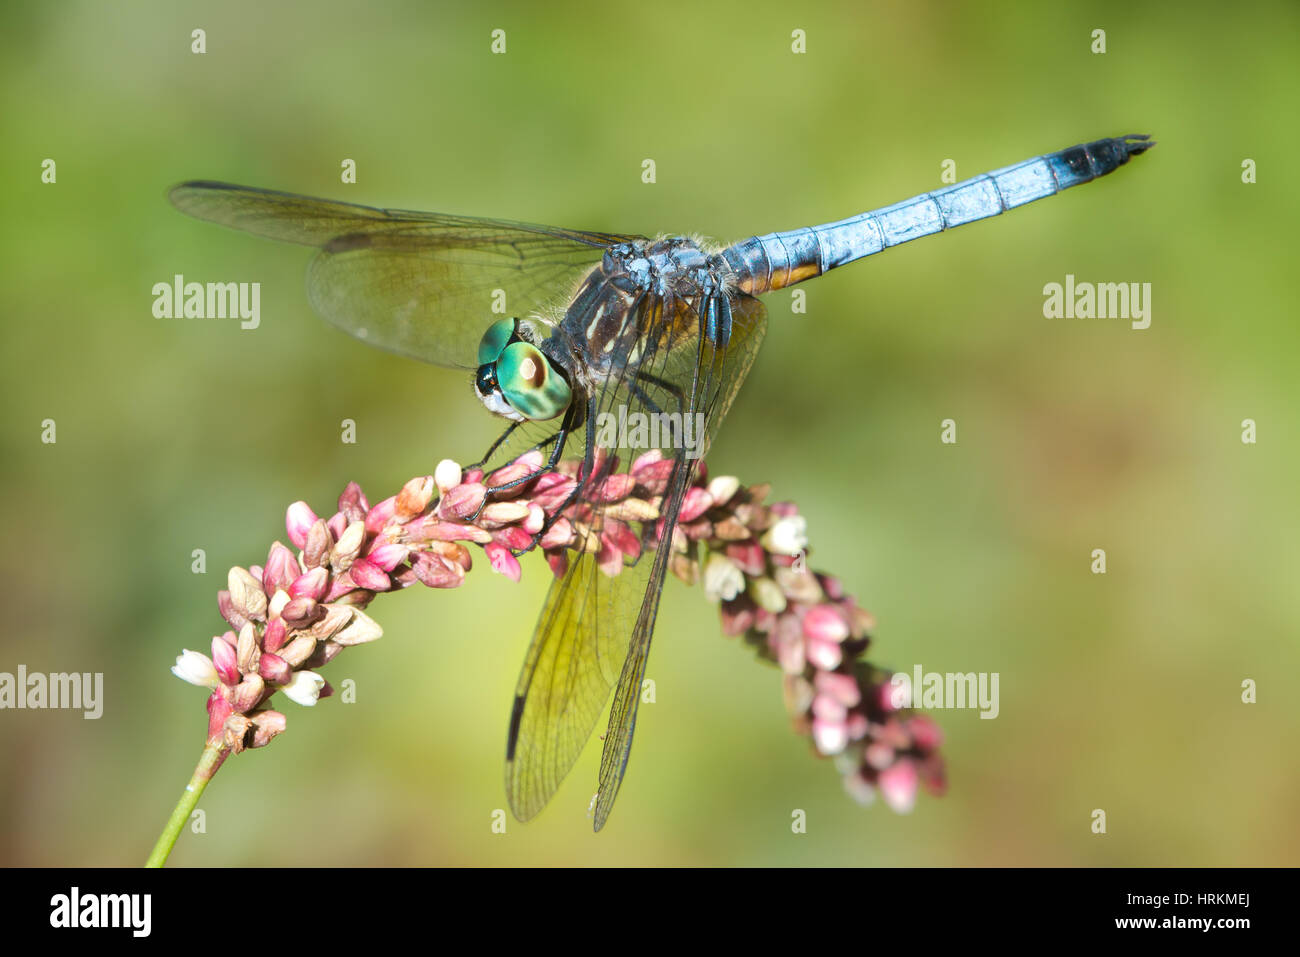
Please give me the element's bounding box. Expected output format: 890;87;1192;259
496;342;571;420
477;317;517;366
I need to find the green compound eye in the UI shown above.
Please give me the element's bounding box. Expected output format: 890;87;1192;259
496;342;571;420
477;318;516;366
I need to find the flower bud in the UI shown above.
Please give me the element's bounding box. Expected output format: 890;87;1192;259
172;649;219;688
249;710;287;748
395;475;435;520
347;557;391;592
262;542;299;595
878;759;918;814
433;458;462;493
281;670;325;707
258;652;293;686
330;520;366;569
236;622;261;675
285;502;319;550
762;514;808;556
278;635;318;667
228;566;268;621
210;636;239;686
485;542;521;582
332;608;383;646
231;673;266;713
304;519;332;568
702;553;744;603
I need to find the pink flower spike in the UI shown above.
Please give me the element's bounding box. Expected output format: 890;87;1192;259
210;637;239;686
285;502;319;550
485;542;521;582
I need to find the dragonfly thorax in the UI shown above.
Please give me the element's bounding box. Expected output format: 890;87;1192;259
559;236;728;384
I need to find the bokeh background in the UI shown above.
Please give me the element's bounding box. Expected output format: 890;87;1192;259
1;0;1296;866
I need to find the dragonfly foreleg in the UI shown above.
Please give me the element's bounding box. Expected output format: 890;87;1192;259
464;420;523;473
473;394;583;529
507;393;598;557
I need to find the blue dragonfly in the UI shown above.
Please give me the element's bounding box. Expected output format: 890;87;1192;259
171;133;1152;829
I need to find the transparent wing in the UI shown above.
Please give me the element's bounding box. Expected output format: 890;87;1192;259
503;289;767;827
504;548;655;822
591;291;767;831
169;181;644;368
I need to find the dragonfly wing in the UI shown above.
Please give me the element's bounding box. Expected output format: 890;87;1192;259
504;547;653;822
504;286;766;828
169;181;643;368
590;290;769;830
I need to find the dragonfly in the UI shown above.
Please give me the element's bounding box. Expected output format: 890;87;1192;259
171;132;1152;830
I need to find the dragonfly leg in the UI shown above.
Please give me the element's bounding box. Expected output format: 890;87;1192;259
628;370;685;417
472;398;583;526
508;394;598;557
463;420;522;473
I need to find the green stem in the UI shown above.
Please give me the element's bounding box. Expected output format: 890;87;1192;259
145;739;229;867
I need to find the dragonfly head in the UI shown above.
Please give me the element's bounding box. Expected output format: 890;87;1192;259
474;318;573;422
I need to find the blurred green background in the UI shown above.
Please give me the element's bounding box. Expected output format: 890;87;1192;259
1;0;1296;866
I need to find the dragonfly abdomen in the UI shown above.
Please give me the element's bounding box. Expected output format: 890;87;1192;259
720;134;1153;296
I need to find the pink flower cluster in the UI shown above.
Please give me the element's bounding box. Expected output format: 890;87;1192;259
171;450;945;811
